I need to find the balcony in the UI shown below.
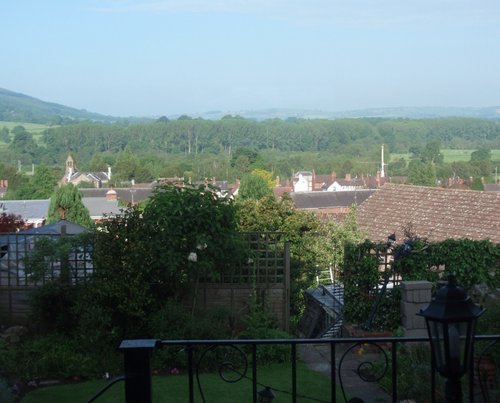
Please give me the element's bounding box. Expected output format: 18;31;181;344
89;335;500;403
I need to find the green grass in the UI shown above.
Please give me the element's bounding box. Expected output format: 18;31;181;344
0;121;53;134
22;362;343;403
391;149;500;164
0;120;55;148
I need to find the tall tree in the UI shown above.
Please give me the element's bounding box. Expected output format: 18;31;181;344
47;184;93;227
407;160;437;186
237;173;273;200
15;164;57;200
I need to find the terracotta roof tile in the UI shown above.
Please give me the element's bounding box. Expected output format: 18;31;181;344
357;183;500;243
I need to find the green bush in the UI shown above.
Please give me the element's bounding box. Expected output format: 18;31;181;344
342;238;500;331
0;377;15;403
238;299;290;364
28;281;81;334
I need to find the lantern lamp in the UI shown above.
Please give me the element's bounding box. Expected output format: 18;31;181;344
417;274;485;402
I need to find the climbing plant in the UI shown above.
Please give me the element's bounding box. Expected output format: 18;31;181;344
342;237;500;331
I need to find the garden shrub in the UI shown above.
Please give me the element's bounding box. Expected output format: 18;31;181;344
28;281;81;334
238;298;290;364
0;376;15;403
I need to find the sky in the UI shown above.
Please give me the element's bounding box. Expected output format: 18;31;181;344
1;0;499;117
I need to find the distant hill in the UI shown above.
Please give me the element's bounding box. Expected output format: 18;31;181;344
194;106;500;121
0;88;146;124
1;87;499;123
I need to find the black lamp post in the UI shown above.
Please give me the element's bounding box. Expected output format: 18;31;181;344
418;274;485;403
258;386;275;403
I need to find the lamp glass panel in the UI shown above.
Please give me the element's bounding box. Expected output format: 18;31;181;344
429;320;445;371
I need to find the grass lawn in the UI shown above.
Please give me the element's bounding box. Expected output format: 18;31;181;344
391;149;500;164
22;362;343;403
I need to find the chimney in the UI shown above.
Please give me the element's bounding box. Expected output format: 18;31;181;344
107;165;112;179
106;188;118;201
345;173;351;181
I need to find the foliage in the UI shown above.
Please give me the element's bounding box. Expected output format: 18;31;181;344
13;164;57;200
0;377;14;403
342;237;500;330
407;159;437;186
238;296;291;364
237;172;273;200
28;281;81;333
0;212;25;233
47;184;93;227
90;184;247;338
149;302;234;371
236;196;363;328
377;343;440;401
470;177;485;190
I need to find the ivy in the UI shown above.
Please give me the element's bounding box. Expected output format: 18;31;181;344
342;238;500;331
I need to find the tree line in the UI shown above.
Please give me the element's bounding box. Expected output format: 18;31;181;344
0;116;499;198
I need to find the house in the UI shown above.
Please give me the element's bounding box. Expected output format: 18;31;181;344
0;199;50;228
290;189;375;220
293;171;314;192
61;155;112;188
82;189;123;221
80;186;154;206
357;183;500;243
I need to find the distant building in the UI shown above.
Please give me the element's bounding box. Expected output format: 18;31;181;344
61;155;112;188
290;190;375;221
0;199;50;228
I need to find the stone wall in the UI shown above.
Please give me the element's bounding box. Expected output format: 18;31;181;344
400;280;432;337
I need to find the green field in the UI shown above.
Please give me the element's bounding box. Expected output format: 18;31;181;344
391;149;500;163
0;121;54;148
0;121;53;134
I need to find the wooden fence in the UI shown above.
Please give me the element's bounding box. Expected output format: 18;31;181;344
0;232;290;329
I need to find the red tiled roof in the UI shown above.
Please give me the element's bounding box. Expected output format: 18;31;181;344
357;183;500;244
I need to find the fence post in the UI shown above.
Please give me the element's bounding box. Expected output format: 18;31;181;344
119;339;160;403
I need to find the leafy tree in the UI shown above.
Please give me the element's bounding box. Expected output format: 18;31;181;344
0;127;9;143
113;148;152;184
421;140;443;164
14;164;57;199
47;184;93;227
388;158;407;176
470;147;492;162
9;126;38;159
90;184;247;334
471;177;485;191
231;148;260;168
238;173;273;200
407;160;437;186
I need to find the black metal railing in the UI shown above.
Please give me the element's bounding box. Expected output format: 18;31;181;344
89;335;500;403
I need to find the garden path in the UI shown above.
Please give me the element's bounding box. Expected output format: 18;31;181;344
300;343;392;402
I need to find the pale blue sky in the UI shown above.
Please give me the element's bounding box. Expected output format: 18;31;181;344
1;0;499;117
